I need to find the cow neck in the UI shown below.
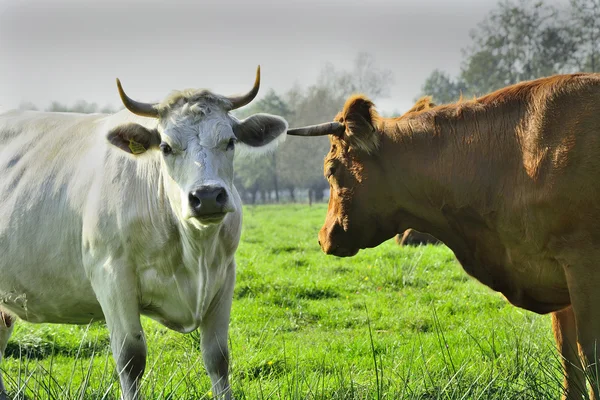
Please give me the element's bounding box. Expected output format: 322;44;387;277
377;100;521;249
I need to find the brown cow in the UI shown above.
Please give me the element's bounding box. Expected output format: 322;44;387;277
288;73;600;400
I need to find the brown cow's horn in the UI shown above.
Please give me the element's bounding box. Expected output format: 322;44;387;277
287;122;345;137
227;66;260;110
116;78;159;118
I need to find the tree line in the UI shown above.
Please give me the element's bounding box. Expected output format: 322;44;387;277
18;0;600;204
420;0;600;103
19;53;394;205
232;53;393;204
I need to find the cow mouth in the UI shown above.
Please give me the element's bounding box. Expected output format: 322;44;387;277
332;247;360;257
196;212;227;223
321;242;360;257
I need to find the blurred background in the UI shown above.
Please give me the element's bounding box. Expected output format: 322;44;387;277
1;0;597;203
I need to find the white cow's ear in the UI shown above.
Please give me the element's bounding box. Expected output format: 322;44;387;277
107;123;161;155
232;113;288;149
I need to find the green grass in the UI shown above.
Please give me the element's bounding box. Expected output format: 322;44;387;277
2;204;565;399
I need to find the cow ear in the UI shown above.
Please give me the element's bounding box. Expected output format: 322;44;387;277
107;123;161;155
340;95;380;153
232;113;288;149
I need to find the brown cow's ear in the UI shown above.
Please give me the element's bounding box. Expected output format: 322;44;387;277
340;95;380;153
106;123;161;155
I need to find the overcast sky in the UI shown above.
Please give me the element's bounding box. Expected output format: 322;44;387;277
0;0;566;117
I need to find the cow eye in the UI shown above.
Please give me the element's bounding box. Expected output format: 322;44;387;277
159;143;172;155
226;138;236;151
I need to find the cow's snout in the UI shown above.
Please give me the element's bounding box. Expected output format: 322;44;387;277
188;186;229;220
318;222;359;257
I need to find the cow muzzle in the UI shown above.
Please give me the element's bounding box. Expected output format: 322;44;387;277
318;222;359;257
188;185;229;222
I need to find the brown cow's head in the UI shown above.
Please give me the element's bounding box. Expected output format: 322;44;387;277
288;95;436;257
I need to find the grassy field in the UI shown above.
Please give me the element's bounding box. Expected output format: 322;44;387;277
3;204;565;399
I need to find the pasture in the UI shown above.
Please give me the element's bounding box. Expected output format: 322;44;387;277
3;204;562;399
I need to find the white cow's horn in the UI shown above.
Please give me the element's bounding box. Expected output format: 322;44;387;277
116;79;160;118
227;66;260;110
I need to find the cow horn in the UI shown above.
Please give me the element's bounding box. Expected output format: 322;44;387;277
116;79;159;118
227;66;261;110
287;122;345;137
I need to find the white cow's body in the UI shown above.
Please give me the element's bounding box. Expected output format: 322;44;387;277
0;68;287;399
0;109;239;329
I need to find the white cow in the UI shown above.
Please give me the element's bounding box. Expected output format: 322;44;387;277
0;67;286;399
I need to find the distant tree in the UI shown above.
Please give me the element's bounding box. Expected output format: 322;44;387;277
283;85;339;204
46;101;70;112
18;101;38;111
318;52;394;99
570;0;600;72
71;100;99;114
461;0;578;95
234;89;293;203
234;53;394;204
100;104;121;114
419;69;467;104
45;100;93;113
418;0;584;101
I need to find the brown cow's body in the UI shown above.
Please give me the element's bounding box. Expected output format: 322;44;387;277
294;73;600;399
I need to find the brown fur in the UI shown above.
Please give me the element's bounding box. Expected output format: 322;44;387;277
318;73;600;400
405;96;436;113
0;311;12;329
335;95;382;154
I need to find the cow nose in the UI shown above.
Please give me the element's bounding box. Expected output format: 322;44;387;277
188;186;228;216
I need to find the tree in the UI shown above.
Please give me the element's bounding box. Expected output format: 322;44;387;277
418;0;586;101
45;100;103;113
419;69;467;104
570;0;600;72
317;52;394;99
100;104;120;114
461;0;578;95
18;101;38;111
46;101;70;112
233;89;293;203
71;100;99;114
232;53;394;204
286;53;394;203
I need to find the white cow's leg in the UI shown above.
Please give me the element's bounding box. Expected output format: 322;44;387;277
91;268;146;400
199;265;235;400
0;310;14;398
553;306;588;400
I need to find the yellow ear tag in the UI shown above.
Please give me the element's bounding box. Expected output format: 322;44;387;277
128;139;146;155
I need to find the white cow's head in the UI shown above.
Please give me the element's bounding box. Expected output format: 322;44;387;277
107;67;286;225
